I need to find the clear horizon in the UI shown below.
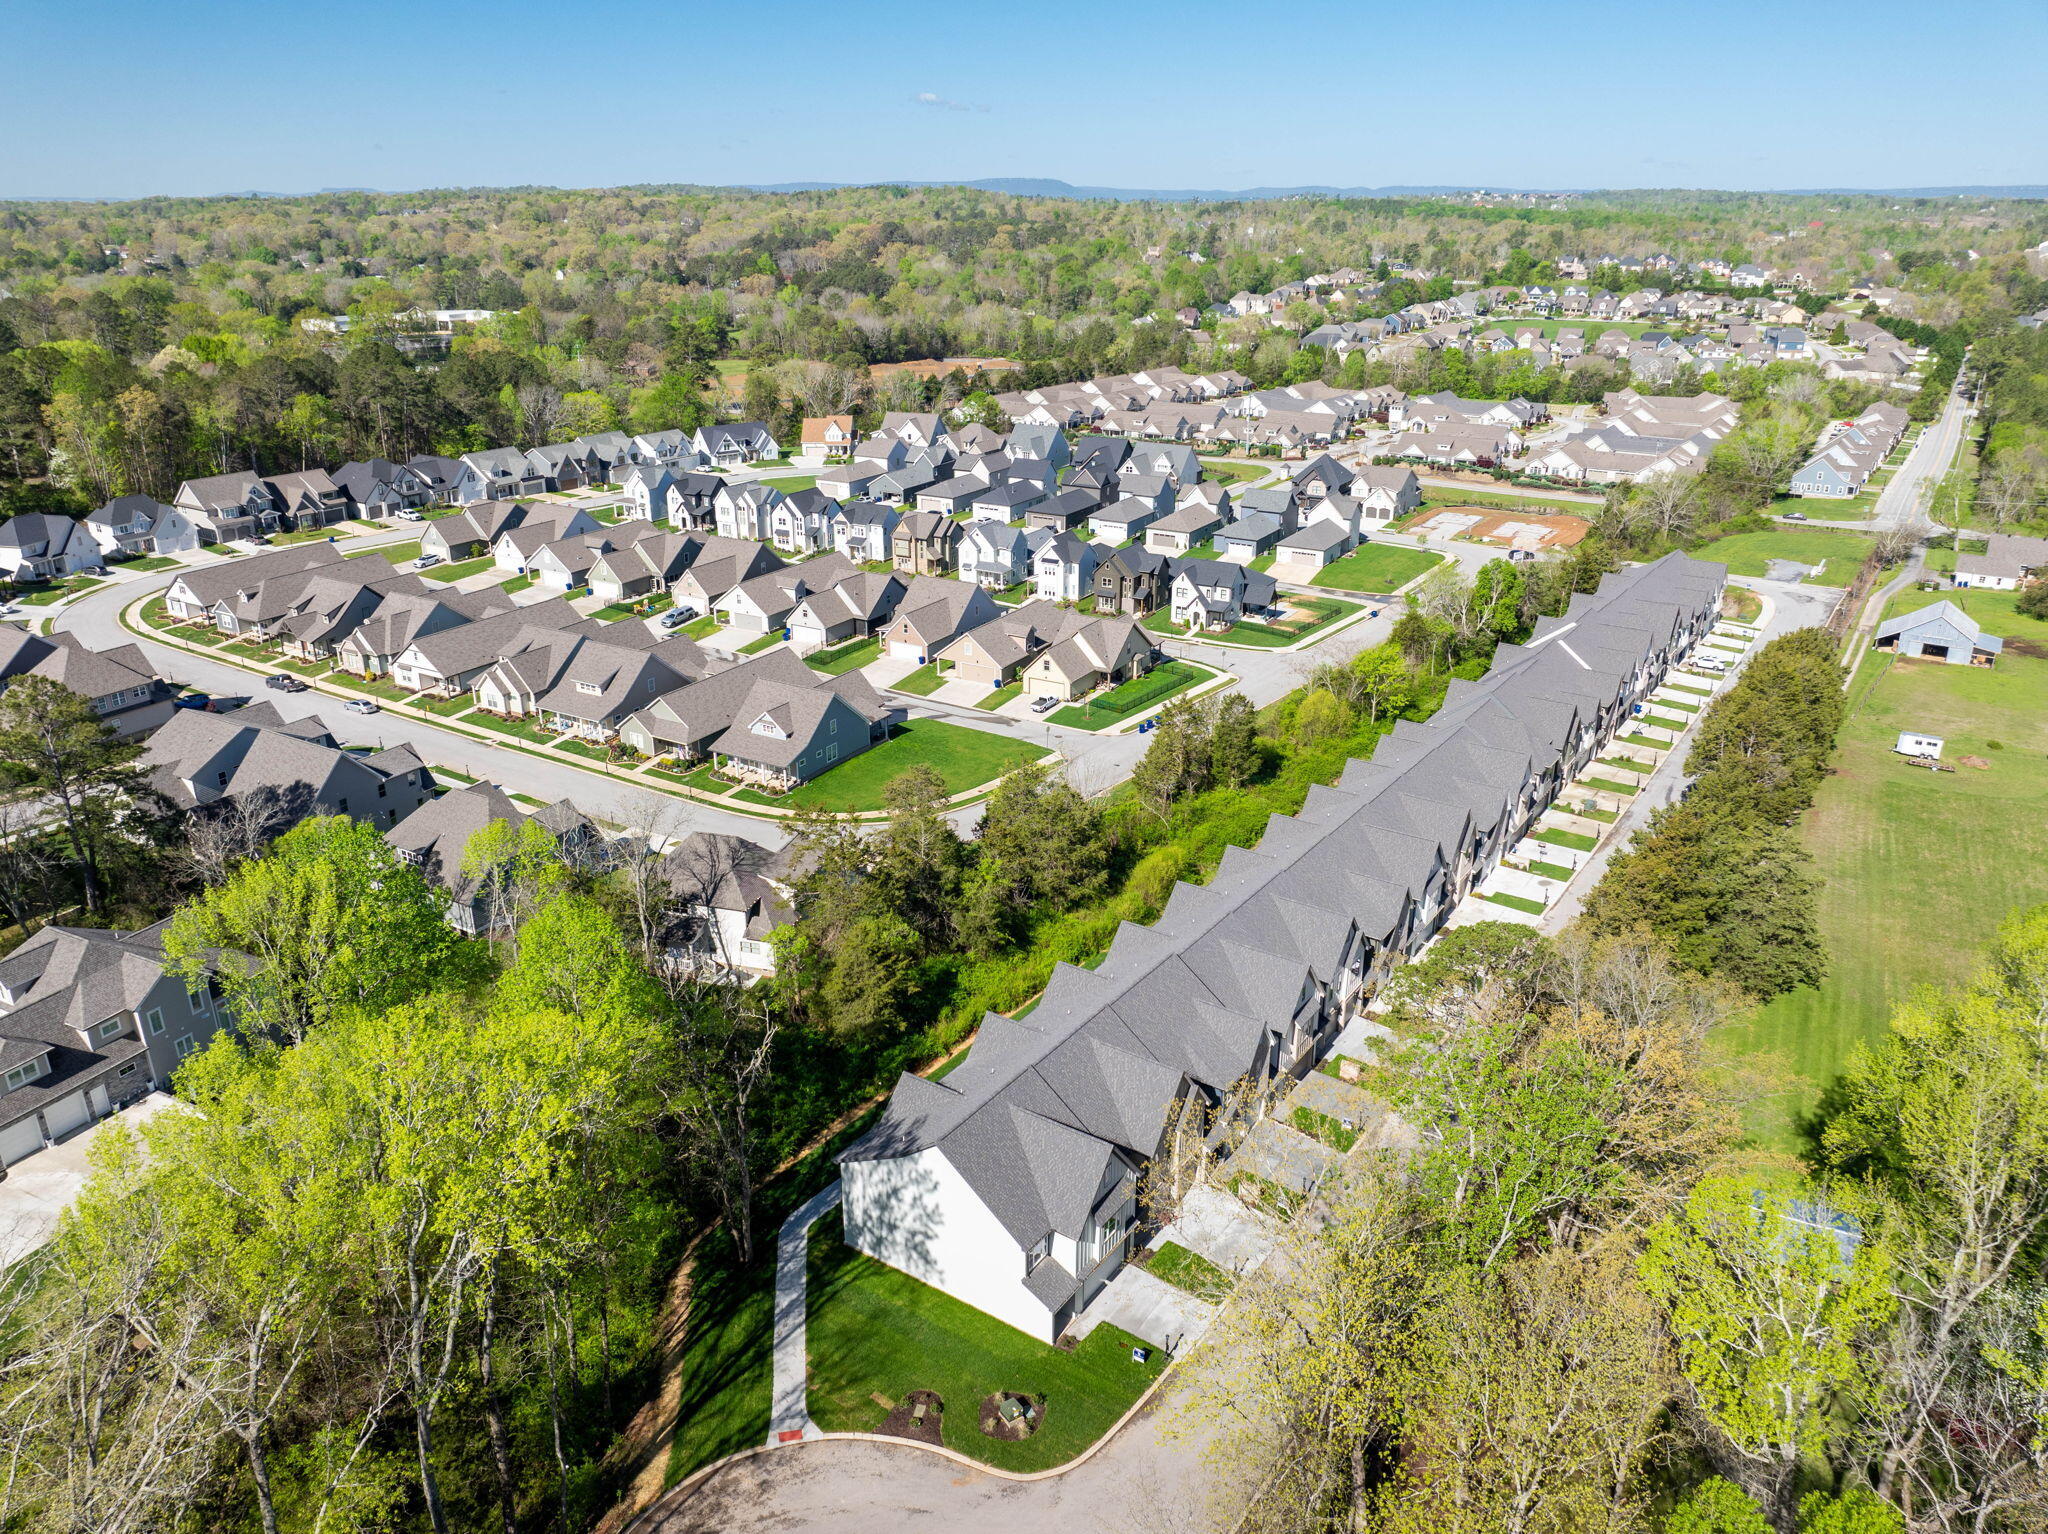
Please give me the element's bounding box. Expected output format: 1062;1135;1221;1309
3;0;2043;200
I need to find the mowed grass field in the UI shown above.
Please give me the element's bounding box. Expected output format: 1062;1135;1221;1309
1731;589;2048;1145
1691;528;1873;586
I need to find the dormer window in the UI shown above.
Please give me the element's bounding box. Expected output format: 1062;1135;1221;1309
1026;1234;1051;1272
3;1057;46;1090
94;1018;123;1043
577;681;601;695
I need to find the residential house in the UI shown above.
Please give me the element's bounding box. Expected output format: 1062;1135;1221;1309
460;447;548;502
519;635;714;741
813;461;886;502
957;522;1041;590
656;833;793;978
713;554;860;636
1089;499;1167;546
1091;545;1175;616
0;514;101;583
0;629;171;737
670;539;787;620
1016;615;1156;702
588;531;705;605
1272;519;1357;575
891;512;961;576
1350;466;1422;527
829;500;899;564
916;475;988;519
387;784;603;934
785;571;907;651
838;553;1724;1340
1168;559;1278;631
420;501;530;563
936;601;1126;691
882;576;1001;663
618;649;893;767
764;488;838;556
1215;513;1285;564
628;430;706;469
162;541;350;626
618;463;678;522
404;455;470;506
332;459;433;519
86;496;198;558
693;422;780;467
388;602;586;699
0;924;235;1173
799;416;857;463
492;505;606;575
878;412;950;451
1874;601;2003;665
967;480;1047;525
145;705;433;828
1033;531;1101;603
1953;532;2048;591
713;481;782;542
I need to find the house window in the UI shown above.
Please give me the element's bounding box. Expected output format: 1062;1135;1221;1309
377;782;388;798
577;681;601;695
118;1062;138;1078
1026;1234;1051;1272
94;1018;123;1043
3;1058;44;1090
146;1008;164;1035
175;1036;197;1060
188;988;208;1012
337;799;348;815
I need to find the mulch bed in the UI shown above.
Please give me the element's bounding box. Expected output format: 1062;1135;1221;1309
877;1389;944;1446
978;1392;1044;1441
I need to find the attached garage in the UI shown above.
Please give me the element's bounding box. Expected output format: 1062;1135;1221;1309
39;1091;90;1141
0;1115;43;1167
889;641;927;663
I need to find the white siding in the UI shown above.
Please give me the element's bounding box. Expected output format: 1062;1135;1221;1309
842;1147;1059;1342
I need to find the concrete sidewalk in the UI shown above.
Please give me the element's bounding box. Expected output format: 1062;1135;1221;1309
767;1181;842;1444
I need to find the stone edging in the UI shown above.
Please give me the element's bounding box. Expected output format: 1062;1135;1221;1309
118;593;1060;823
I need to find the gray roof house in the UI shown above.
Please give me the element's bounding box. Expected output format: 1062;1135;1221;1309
619;649;896;768
144;706;434;829
385;782;603;934
0;514;100;583
839;552;1725;1340
0;628;171;737
1168;559;1279;631
881;577;1001;664
0;923;236;1175
1873;601;2003;666
1953;532;2048;592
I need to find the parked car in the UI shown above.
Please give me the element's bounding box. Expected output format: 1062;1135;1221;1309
659;604;700;629
1783;510;1808;521
1030;695;1059;714
415;553;442;570
174;692;211;711
343;698;381;715
265;674;308;693
393;509;425;522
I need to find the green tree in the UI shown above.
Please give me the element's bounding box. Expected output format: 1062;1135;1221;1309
1129;696;1215;818
870;765;971;946
0;674;147;912
1640;1175;1896;1530
1292;687;1353;746
975;759;1111;916
165;816;464;1040
821;912;920;1036
1208;692;1259;787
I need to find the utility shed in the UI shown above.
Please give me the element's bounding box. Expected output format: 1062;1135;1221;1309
1873;601;2003;666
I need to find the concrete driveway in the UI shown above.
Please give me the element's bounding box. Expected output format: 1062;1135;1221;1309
0;1092;183;1268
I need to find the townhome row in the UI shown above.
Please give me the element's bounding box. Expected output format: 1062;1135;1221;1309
839;551;1727;1341
1788;402;1911;498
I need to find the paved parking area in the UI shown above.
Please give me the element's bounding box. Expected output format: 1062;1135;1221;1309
1231;1117;1339;1196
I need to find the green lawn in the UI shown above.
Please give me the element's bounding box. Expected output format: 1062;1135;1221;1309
1196;459;1273;486
761;474;818;493
1145;597;1362;650
804;636;882;676
1579;777;1640;796
1290;1104;1361;1152
663;1234;775;1485
501;573;536;594
975;681;1023;711
17;577;103;605
456;710;558;746
1485;891;1547;915
1526;859;1576;881
344;541;423;566
1689;528;1873;586
735;632;783;655
806;1212;1165;1472
1723;588;1764;624
1311;544;1444;594
892;663;948;696
1050;661;1212;729
778;720;1042;812
1733;591;2048;1146
116;555;183;573
421;554;496;584
593;592;674;623
1138;1242;1234;1299
1535;826;1598;853
681;613;722;640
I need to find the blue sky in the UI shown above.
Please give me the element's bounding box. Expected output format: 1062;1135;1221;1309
6;0;2043;197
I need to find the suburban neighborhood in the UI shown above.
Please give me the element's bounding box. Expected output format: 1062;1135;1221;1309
0;36;2042;1533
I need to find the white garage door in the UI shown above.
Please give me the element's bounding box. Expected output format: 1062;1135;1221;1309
40;1091;89;1141
890;642;925;662
0;1115;43;1167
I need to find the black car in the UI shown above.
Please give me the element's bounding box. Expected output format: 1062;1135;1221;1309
265;674;309;693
